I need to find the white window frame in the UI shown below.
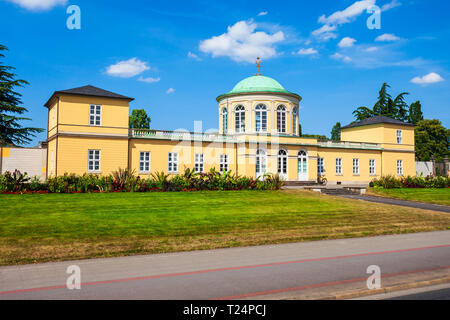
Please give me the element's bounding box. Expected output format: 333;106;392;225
195;153;204;173
139;151;151;173
168;152;178;173
255;104;267;132
369;159;376;175
277;105;287;134
220;154;229;173
292;108;297;135
353;158;359;175
397;160;403;176
317;157;325;175
256;149;267;177
396;130;402;144
277;150;288;175
335;158;342;175
88;150;101;173
221;108;228;134
235;105;246;133
89;104;101;126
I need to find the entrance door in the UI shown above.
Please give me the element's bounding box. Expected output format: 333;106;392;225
297;150;308;181
277;150;288;180
256;149;267;179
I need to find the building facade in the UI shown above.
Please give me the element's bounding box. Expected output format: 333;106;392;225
44;75;416;185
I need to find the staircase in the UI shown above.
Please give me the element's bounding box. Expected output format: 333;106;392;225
320;188;361;196
284;181;318;187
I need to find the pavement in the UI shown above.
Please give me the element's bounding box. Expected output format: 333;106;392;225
353;282;450;300
340;194;450;213
1;231;449;300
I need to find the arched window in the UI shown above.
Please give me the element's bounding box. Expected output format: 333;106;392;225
221;107;228;134
277;105;287;133
235;105;246;133
292;107;298;135
277;149;288;177
255;104;267;132
255;149;267;178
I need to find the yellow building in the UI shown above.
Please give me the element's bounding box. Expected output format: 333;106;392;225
44;74;416;185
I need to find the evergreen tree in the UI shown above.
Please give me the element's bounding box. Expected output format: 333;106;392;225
408;101;424;124
330;122;341;141
0;45;43;146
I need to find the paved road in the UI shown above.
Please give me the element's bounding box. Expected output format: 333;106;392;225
341;195;450;213
1;231;449;300
355;283;450;300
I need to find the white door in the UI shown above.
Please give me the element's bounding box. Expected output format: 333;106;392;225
297;151;308;181
277;150;288;180
256;150;267;179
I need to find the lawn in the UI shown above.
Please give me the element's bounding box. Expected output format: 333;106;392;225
368;188;450;206
1;190;449;265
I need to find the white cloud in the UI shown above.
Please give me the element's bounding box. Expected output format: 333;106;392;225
188;51;201;61
5;0;67;11
106;58;150;78
199;20;285;63
338;37;357;48
311;24;337;40
258;11;268;16
381;0;401;12
331;53;352;63
318;0;375;25
375;33;401;41
410;72;444;85
166;88;175;94
364;46;378;52
295;48;318;55
313;1;375;41
138;76;160;83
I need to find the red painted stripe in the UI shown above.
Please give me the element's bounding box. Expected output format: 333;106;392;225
213;265;450;300
1;244;449;296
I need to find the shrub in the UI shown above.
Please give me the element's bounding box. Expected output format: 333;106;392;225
371;175;449;189
0;168;288;194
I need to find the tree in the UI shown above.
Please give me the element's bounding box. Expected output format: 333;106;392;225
298;123;302;136
414;119;449;161
408;101;424;125
330;122;341;141
352;83;414;123
0;45;43;146
129;109;151;129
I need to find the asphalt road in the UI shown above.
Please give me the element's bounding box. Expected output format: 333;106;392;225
341;194;450;213
1;231;449;300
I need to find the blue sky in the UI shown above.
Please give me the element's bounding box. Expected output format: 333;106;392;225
1;0;449;146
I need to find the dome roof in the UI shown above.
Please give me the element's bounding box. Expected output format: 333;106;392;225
216;74;301;102
228;75;289;94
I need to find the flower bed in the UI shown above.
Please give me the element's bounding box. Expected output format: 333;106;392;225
0;168;285;194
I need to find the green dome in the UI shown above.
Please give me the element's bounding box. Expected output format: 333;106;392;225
228;75;290;94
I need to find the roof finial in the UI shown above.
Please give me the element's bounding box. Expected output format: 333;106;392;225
256;57;262;75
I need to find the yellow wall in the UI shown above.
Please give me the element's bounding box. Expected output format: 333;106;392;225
58;95;129;136
341;123;415;150
56;136;128;175
130;139;237;176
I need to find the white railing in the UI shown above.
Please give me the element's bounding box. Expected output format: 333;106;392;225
318;140;381;149
130;129;235;142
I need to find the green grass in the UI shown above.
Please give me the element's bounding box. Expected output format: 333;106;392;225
1;190;449;265
368;188;450;206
